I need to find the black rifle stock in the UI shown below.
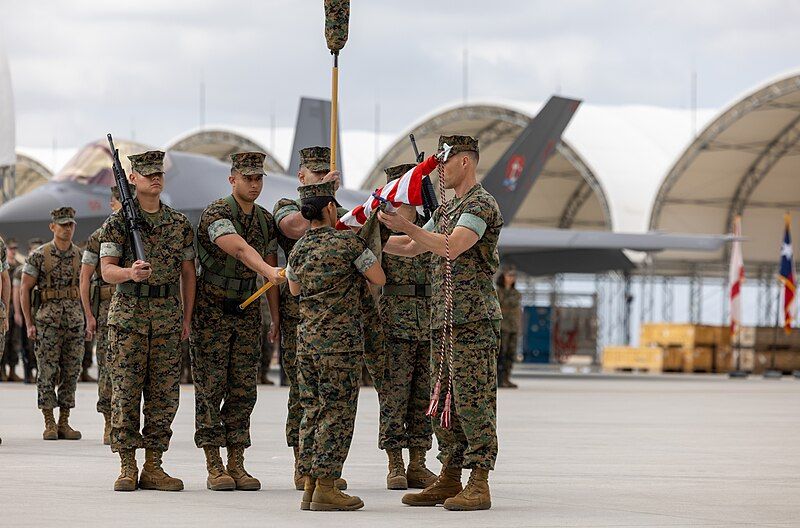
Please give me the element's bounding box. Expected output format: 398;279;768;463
409;134;439;219
107;134;147;262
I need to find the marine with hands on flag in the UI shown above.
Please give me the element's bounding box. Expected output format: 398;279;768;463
379;135;503;511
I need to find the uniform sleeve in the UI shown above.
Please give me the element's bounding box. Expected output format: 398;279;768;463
203;201;237;244
82;230;100;266
286;245;300;282
350;236;377;273
82;249;99;267
422;217;435;232
273;199;301;228
22;250;43;279
12;267;22;286
99;214;126;259
458;195;498;238
181;218;196;261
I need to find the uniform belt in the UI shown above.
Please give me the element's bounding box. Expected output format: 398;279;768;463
39;286;80;302
381;284;431;297
200;269;256;297
116;282;179;298
98;284;114;301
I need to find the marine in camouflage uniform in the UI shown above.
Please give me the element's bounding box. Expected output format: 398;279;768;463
496;266;521;389
381;135;502;511
19;208;85;441
14;239;42;383
80;186;125;444
100;150;196;492
1;237;19;382
0;237;10;382
191;151;283;492
377;163;437;490
273;146;350;490
286;180;385;511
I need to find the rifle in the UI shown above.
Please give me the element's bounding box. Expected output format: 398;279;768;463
410;134;439;219
107;134;147;262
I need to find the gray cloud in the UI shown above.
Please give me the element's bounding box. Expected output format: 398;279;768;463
2;0;799;165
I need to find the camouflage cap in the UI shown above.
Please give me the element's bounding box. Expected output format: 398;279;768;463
437;135;479;160
384;163;416;183
28;237;44;248
50;207;76;225
230;152;266;176
127;150;165;176
110;183;136;201
298;180;336;200
299;146;331;173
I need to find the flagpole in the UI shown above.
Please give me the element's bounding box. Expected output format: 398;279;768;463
729;216;748;378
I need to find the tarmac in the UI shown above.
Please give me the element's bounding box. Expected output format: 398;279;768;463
0;372;799;527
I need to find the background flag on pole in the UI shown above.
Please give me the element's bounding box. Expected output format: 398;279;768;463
728;216;744;336
778;213;796;334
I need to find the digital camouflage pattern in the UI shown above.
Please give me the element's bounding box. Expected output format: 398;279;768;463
437;134;479;158
191;196;278;448
83;227;112;415
50;206;76;224
497;286;521;333
100;200;194;453
286;226;376;356
324;0;350;53
287;224;376;479
428;183;503;329
297;352;359;479
0;237;7;359
431;320;500;470
23;242;84;409
497;285;521;381
230;151;266;176
378;220;433;450
273;194;350;447
127;150;165;176
384;163;416;182
299;146;331;173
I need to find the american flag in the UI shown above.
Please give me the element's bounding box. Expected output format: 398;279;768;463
336;155;439;230
778;213;796;334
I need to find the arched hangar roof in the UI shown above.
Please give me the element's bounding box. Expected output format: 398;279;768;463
649;71;800;271
363;103;612;231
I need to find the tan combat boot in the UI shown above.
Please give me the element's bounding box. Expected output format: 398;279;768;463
300;475;314;510
406;447;437;489
402;466;462;506
204;446;235;491
114;450;138;492
102;413;112;446
310;478;364;511
227;445;261;491
139;449;184;491
386;448;408;489
293;446;304;490
57;408;82;440
443;468;491;511
7;365;22;382
42;409;58;440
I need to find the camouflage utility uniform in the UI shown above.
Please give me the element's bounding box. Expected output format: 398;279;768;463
287;223;378;480
496;285;521;383
0;238;7;370
83;227;114;415
101;201;195;453
192;194;277;449
23;242;85;410
426;182;503;471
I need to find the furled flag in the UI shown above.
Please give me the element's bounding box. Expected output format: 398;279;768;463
728;216;744;336
336;155;439;230
778;213;796;334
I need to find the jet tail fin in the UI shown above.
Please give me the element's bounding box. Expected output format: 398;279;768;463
287;97;344;183
481;96;580;223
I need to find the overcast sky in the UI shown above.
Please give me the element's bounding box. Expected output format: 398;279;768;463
2;0;799;155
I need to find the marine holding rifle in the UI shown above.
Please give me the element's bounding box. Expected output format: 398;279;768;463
100;149;196;492
191;152;284;492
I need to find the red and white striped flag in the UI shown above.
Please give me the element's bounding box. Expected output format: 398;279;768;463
336;155;439;230
728;216;744;336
